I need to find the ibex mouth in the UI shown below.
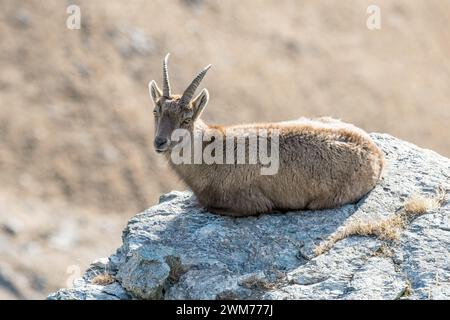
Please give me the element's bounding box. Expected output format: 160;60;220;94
154;136;169;153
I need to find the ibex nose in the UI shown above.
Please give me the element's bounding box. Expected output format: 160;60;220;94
154;137;168;150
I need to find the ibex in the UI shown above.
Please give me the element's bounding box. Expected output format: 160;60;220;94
148;54;384;217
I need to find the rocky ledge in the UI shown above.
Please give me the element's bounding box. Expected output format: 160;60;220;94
48;134;450;300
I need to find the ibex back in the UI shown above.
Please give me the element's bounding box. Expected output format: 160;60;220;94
148;54;385;217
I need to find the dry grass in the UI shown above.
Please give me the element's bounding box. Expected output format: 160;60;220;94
314;215;405;256
404;188;447;215
404;195;435;214
91;273;115;286
315;188;447;256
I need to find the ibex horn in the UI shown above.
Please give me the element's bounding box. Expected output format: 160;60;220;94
162;53;171;97
180;64;212;106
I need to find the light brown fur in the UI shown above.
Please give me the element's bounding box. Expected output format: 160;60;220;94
149;57;385;217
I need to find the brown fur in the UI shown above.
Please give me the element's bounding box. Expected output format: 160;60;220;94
149;67;384;217
167;119;384;216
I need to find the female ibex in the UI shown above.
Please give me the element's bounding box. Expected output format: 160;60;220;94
149;54;384;217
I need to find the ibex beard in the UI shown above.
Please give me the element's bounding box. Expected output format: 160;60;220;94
149;54;385;217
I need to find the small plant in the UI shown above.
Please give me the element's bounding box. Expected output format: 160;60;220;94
91;273;115;286
404;187;446;216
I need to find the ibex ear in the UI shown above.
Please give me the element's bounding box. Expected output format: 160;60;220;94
191;88;209;120
148;80;162;105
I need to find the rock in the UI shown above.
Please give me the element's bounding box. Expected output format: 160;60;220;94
47;280;129;300
48;134;450;300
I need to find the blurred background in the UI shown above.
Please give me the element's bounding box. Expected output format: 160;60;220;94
0;0;449;299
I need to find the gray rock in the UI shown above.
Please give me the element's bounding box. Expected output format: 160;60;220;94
48;134;450;300
47;280;130;300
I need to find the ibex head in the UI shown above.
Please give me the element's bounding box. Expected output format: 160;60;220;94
149;54;211;153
